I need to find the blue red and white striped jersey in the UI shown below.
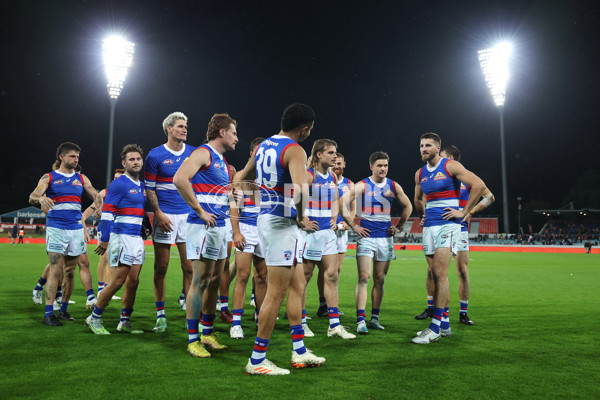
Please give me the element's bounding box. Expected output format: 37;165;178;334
459;182;470;232
307;168;338;230
358;177;396;238
97;190;113;236
239;195;259;226
100;174;146;241
255;135;300;219
144;144;194;214
46;170;85;230
187;144;230;227
336;176;352;224
419;158;461;227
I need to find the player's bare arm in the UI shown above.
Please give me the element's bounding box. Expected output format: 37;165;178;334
330;183;340;230
464;187;495;223
442;160;486;220
29;174;54;210
173;147;216;227
146;188;173;232
388;181;413;236
341;181;370;238
82;174;103;211
414;169;426;225
285;145;318;232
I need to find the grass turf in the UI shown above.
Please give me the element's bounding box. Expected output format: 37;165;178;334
1;244;599;399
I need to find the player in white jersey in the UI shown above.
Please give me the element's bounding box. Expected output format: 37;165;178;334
29;142;102;326
145;112;195;333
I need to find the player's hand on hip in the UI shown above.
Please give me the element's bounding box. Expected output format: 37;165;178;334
198;210;217;227
298;216;319;233
442;207;464;220
353;225;370;238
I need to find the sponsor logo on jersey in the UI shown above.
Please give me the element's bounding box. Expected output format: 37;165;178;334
263;139;279;147
329;182;337;189
163;159;174;165
433;172;447;181
72;179;82;186
384;189;394;196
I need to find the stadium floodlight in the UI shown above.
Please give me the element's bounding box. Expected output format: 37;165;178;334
478;42;512;234
102;35;135;187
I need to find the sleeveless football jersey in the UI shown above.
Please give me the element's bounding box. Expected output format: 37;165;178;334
307;168;338;230
187;144;230;227
336;176;352;224
255;135;300;219
358;177;396;238
144;143;194;214
419;158;461;227
46;170;84;230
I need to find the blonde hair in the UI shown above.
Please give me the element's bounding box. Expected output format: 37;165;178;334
307;139;337;169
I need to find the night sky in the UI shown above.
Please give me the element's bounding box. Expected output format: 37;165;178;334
2;1;599;229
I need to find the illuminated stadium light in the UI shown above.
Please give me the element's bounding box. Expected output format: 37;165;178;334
478;41;512;234
102;35;135;187
478;42;511;107
102;36;135;99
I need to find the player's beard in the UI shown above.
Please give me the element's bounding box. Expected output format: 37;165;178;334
126;166;141;180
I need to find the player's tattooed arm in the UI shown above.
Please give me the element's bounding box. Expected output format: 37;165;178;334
81;174;103;211
145;189;173;232
30;174;54;211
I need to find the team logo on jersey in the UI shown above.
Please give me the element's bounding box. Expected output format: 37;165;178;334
433;172;447;181
72;179;82;186
163;159;174;165
284;250;293;261
54;180;64;185
129;188;138;194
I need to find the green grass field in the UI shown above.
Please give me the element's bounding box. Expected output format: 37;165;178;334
1;244;599;399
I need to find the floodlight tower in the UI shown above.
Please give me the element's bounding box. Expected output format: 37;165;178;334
478;42;511;234
102;36;135;187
